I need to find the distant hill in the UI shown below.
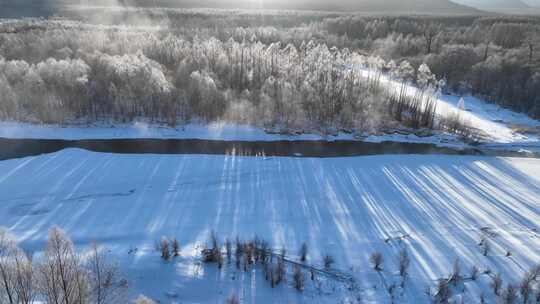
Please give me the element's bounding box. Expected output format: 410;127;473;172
452;0;540;13
522;0;540;7
135;0;482;14
452;0;530;9
0;0;482;18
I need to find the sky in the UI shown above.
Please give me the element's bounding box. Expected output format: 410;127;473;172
1;0;540;16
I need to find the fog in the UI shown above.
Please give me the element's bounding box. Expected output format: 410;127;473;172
1;0;480;17
5;0;540;17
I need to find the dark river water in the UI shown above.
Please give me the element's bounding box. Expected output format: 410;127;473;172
0;138;537;160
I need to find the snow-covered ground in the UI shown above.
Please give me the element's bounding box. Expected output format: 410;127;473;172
0;121;355;141
438;94;540;143
361;69;540;146
2;149;539;303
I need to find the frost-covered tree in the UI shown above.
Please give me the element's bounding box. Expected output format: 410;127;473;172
36;226;90;304
417;63;438;90
133;294;156;304
0;229;34;304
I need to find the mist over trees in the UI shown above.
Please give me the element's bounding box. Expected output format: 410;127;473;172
0;10;539;134
0;17;445;135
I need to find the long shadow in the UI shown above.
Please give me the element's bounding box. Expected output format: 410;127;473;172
2;151;540;303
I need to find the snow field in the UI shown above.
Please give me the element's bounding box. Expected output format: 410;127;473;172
0;149;539;302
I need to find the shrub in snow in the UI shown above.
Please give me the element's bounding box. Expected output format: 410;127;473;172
202;231;222;268
293;265;305;292
225;239;232;263
257;240;270;265
133;295;156;304
226;293;239;304
434;279;451;304
387;283;397;303
172;238;180;257
492;273;503;296
299;242;308;263
480;237;491;256
370;252;384;272
470;265;479;281
323;254;335;270
244;241;255;269
449;259;462;286
275;256;286;286
457;97;466;111
502;284;517;304
235;238;243;270
480;293;486;304
398;249;410;279
158;237;171;261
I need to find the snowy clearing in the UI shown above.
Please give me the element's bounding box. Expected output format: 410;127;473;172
360;69;540;145
1;149;539;303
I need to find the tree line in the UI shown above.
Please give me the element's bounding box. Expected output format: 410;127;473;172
0;19;448;135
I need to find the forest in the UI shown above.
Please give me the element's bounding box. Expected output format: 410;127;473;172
0;10;539;135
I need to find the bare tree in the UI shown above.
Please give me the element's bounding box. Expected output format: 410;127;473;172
0;229;35;304
87;243;128;304
422;23;441;54
36;226;90;304
0;229;17;304
11;250;34;304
